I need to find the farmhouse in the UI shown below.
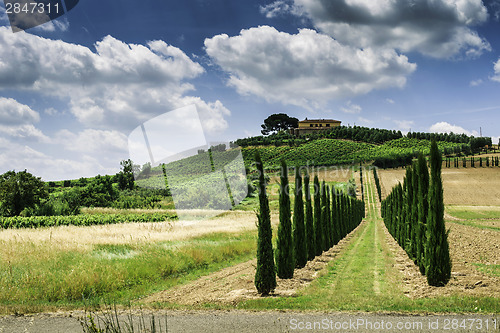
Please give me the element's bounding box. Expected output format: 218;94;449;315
290;118;342;136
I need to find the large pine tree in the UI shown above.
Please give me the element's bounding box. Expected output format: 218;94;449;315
293;167;307;268
275;160;295;279
426;140;452;286
304;170;315;260
254;152;276;295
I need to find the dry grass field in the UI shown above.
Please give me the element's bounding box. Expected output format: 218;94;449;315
378;167;500;206
0;211;262;253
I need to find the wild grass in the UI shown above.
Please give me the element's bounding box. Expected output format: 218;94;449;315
0;231;257;315
446;206;500;220
473;263;500;277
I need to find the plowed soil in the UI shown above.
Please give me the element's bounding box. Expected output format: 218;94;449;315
378;167;500;206
140;221;365;306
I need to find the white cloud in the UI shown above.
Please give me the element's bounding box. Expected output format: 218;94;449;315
0;3;8;26
0;138;119;180
386;98;395;104
205;26;416;110
491;58;500;82
429;121;478;136
260;0;304;18
394;120;415;132
283;0;490;59
0;27;230;134
0;124;49;142
0;97;40;125
341;101;362;114
0;97;49;142
469;79;483;86
56;129;128;155
486;0;500;21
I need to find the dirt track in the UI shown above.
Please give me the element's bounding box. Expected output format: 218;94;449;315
140;220;365;306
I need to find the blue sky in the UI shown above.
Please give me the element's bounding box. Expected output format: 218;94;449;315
0;0;500;180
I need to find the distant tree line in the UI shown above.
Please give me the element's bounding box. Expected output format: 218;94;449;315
236;125;404;147
236;125;492;155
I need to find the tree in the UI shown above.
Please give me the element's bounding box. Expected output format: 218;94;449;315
313;175;323;256
254;152;276;295
137;162;152;180
275;160;294;279
0;170;47;217
261;113;299;135
426;140;452;286
293;167;307;268
321;181;329;251
304;169;316;261
415;153;429;274
116;159;135;191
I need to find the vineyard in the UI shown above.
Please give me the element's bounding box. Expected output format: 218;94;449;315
0;212;177;229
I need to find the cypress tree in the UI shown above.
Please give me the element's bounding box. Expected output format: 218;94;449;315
411;162;419;262
275;160;294;279
426;140;452;286
321;181;329;251
254;152;276;295
331;187;339;245
313;175;323;256
416;153;429;274
293;167;307;268
327;187;334;248
404;166;414;258
304;170;315;261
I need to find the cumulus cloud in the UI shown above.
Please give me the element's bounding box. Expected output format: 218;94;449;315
260;0;303;18
205;26;416;110
0;97;40;125
386;98;395;104
341;101;362;114
0;138;120;180
486;0;500;21
272;0;490;59
491;58;500;82
56;129;128;154
0;97;49;142
0;3;8;26
429;121;478;136
0;27;230;134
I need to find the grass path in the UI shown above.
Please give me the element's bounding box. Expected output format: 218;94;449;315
243;168;406;310
243;168;498;312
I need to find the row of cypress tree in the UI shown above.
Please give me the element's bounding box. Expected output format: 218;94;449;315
255;153;366;295
445;156;500;168
381;141;451;287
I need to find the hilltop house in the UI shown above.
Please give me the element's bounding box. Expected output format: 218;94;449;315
290;118;341;136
